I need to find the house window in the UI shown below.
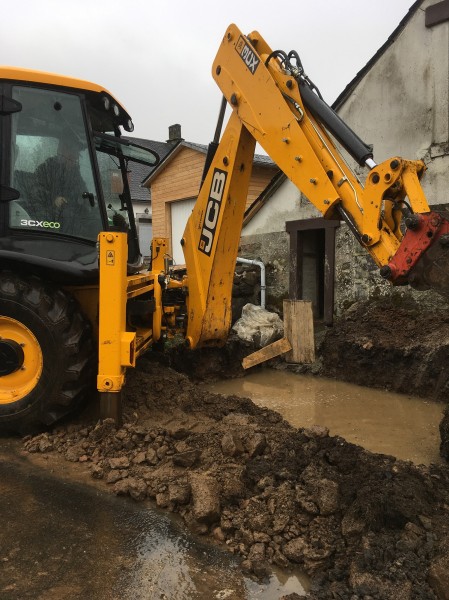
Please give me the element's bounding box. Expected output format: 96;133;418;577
286;218;340;325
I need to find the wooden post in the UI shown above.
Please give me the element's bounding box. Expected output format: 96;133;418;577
283;300;315;363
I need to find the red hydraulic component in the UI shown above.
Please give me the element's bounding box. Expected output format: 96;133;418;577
380;211;449;285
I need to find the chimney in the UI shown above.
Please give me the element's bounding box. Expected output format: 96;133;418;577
167;124;183;144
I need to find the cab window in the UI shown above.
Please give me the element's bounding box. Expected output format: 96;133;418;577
9;86;103;241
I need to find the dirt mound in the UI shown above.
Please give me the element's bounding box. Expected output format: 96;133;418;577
23;359;449;599
321;297;449;402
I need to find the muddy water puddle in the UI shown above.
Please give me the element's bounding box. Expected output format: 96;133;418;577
0;441;308;599
205;370;443;465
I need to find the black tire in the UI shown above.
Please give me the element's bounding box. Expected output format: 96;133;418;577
0;271;96;433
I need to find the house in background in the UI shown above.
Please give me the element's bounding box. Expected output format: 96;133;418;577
142;126;279;265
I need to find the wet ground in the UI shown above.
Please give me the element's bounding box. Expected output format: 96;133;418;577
205;370;444;465
0;439;309;599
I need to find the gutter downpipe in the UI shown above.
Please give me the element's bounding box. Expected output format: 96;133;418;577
236;257;266;309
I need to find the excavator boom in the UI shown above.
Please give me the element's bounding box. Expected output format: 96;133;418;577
182;24;449;348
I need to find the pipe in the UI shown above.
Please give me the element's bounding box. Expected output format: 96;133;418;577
236;257;266;309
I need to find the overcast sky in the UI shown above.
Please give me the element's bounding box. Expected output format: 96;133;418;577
2;0;415;144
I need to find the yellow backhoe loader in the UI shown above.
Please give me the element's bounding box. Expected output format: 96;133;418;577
1;24;448;432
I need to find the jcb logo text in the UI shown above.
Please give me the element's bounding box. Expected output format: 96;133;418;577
198;169;227;256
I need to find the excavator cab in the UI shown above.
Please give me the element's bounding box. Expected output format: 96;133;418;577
0;68;158;284
0;68;159;432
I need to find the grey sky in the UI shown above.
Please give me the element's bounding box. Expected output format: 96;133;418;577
2;0;415;143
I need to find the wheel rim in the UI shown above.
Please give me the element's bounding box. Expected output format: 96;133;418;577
0;316;43;404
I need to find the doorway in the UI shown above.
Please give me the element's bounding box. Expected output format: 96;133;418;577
287;218;340;325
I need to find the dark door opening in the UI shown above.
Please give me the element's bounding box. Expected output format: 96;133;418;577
287;218;340;325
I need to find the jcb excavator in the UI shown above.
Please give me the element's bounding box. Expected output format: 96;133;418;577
1;24;448;432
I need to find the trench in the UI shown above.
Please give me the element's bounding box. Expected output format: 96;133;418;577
204;370;444;465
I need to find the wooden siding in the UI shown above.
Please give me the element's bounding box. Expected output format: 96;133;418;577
149;145;278;245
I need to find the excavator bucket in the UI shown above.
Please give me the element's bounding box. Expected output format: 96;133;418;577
382;211;449;298
409;233;449;298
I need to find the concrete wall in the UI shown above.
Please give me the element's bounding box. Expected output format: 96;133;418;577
336;0;449;208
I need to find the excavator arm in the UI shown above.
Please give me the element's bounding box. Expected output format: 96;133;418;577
181;24;449;349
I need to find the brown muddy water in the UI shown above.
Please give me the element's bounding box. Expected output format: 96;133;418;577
205;370;444;465
0;441;309;599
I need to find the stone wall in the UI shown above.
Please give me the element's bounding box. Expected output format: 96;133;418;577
233;231;290;319
334;221;448;315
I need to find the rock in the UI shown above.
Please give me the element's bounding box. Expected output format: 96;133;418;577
173;449;201;468
108;456;130;470
169;428;189;440
90;465;104;479
132;451;147;465
253;531;271;543
273;549;289;568
247;500;273;532
168;483;191;505
65;444;85;463
112;478;131;496
303;425;329;438
283;537;306;563
248;542;266;562
245;433;266;458
106;470;124;484
146;448;159;465
220;470;245;500
128;478;147;501
314;479;339;515
221;432;245;457
156;445;169;460
156;491;170;508
38;435;54;453
273;513;290;534
190;474;221;524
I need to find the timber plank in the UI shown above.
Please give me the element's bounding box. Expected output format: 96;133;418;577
242;337;292;370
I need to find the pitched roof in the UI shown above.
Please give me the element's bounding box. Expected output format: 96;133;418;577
142;139;275;186
182;140;275;166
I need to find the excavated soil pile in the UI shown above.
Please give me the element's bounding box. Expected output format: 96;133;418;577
23;358;449;600
320;297;449;402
